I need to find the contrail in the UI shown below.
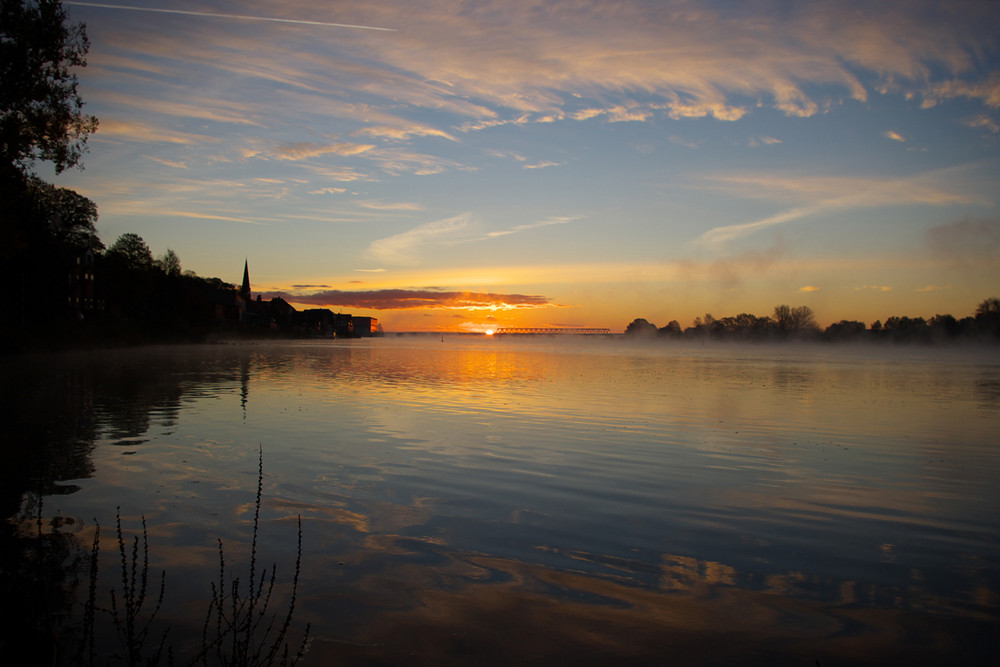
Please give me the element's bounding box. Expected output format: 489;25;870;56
65;2;397;31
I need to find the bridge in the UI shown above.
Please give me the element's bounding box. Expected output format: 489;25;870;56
493;327;613;335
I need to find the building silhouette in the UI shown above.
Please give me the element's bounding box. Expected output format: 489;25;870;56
236;261;379;337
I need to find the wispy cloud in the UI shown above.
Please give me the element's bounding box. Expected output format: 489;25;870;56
884;130;906;142
669;135;699;149
523;161;560;169
964;115;1000;134
301;165;374;183
487;216;580;238
748;136;782;148
273;142;374;161
96;118;219;145
696;166;991;244
366;213;476;265
364;210;580;266
98;91;261;126
356;200;424;211
145;156;187;169
486;149;528;162
367;148;473;176
353;125;458;142
922;72;1000;109
166;211;264;225
65;2;397;31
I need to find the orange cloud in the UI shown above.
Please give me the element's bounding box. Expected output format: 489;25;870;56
924;72;1000;109
964;115;1000;133
145;156;187;169
96;118;219;145
353;125;457;142
273;142;374;160
269;289;557;311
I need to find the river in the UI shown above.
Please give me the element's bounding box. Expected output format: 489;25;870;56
2;337;998;665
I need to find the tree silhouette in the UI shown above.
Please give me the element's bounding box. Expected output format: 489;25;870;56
26;175;101;250
975;297;1000;338
106;233;154;271
157;248;181;276
976;298;1000;319
624;299;998;345
658;320;682;338
625;318;658;337
823;320;866;341
773;305;816;335
1;1;101;342
0;0;98;176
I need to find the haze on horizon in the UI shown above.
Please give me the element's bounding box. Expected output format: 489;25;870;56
52;0;1000;332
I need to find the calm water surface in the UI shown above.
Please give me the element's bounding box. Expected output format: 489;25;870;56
4;337;999;665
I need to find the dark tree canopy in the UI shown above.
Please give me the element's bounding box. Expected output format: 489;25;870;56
0;0;98;176
625;317;658;337
107;232;154;270
26;174;101;250
773;304;816;332
158;248;181;276
975;297;1000;337
977;297;1000;318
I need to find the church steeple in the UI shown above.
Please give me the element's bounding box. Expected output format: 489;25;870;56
239;259;251;301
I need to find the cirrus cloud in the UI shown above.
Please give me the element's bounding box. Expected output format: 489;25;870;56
273;142;375;161
366;213;475;265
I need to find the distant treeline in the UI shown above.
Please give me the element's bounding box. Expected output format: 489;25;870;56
2;184;252;350
625;301;1000;343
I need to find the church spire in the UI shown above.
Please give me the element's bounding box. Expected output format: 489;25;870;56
239;259;251;300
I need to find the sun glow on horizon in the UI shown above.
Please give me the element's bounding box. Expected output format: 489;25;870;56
56;0;1000;335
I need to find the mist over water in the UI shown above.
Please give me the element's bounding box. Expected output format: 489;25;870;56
3;337;998;665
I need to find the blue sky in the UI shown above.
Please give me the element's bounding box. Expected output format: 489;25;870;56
52;0;1000;332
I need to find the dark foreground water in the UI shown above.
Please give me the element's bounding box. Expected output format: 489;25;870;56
2;337;999;665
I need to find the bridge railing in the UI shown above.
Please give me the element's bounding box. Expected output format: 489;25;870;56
493;327;613;335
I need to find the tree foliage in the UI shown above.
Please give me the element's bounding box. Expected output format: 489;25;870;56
975;297;1000;337
158;248;181;276
976;297;1000;318
26;174;101;250
624;317;658;337
773;304;816;334
107;233;154;270
0;0;98;176
658;320;682;337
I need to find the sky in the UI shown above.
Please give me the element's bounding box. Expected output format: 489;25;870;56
49;0;1000;332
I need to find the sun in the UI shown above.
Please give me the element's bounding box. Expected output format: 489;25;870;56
485;329;495;336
